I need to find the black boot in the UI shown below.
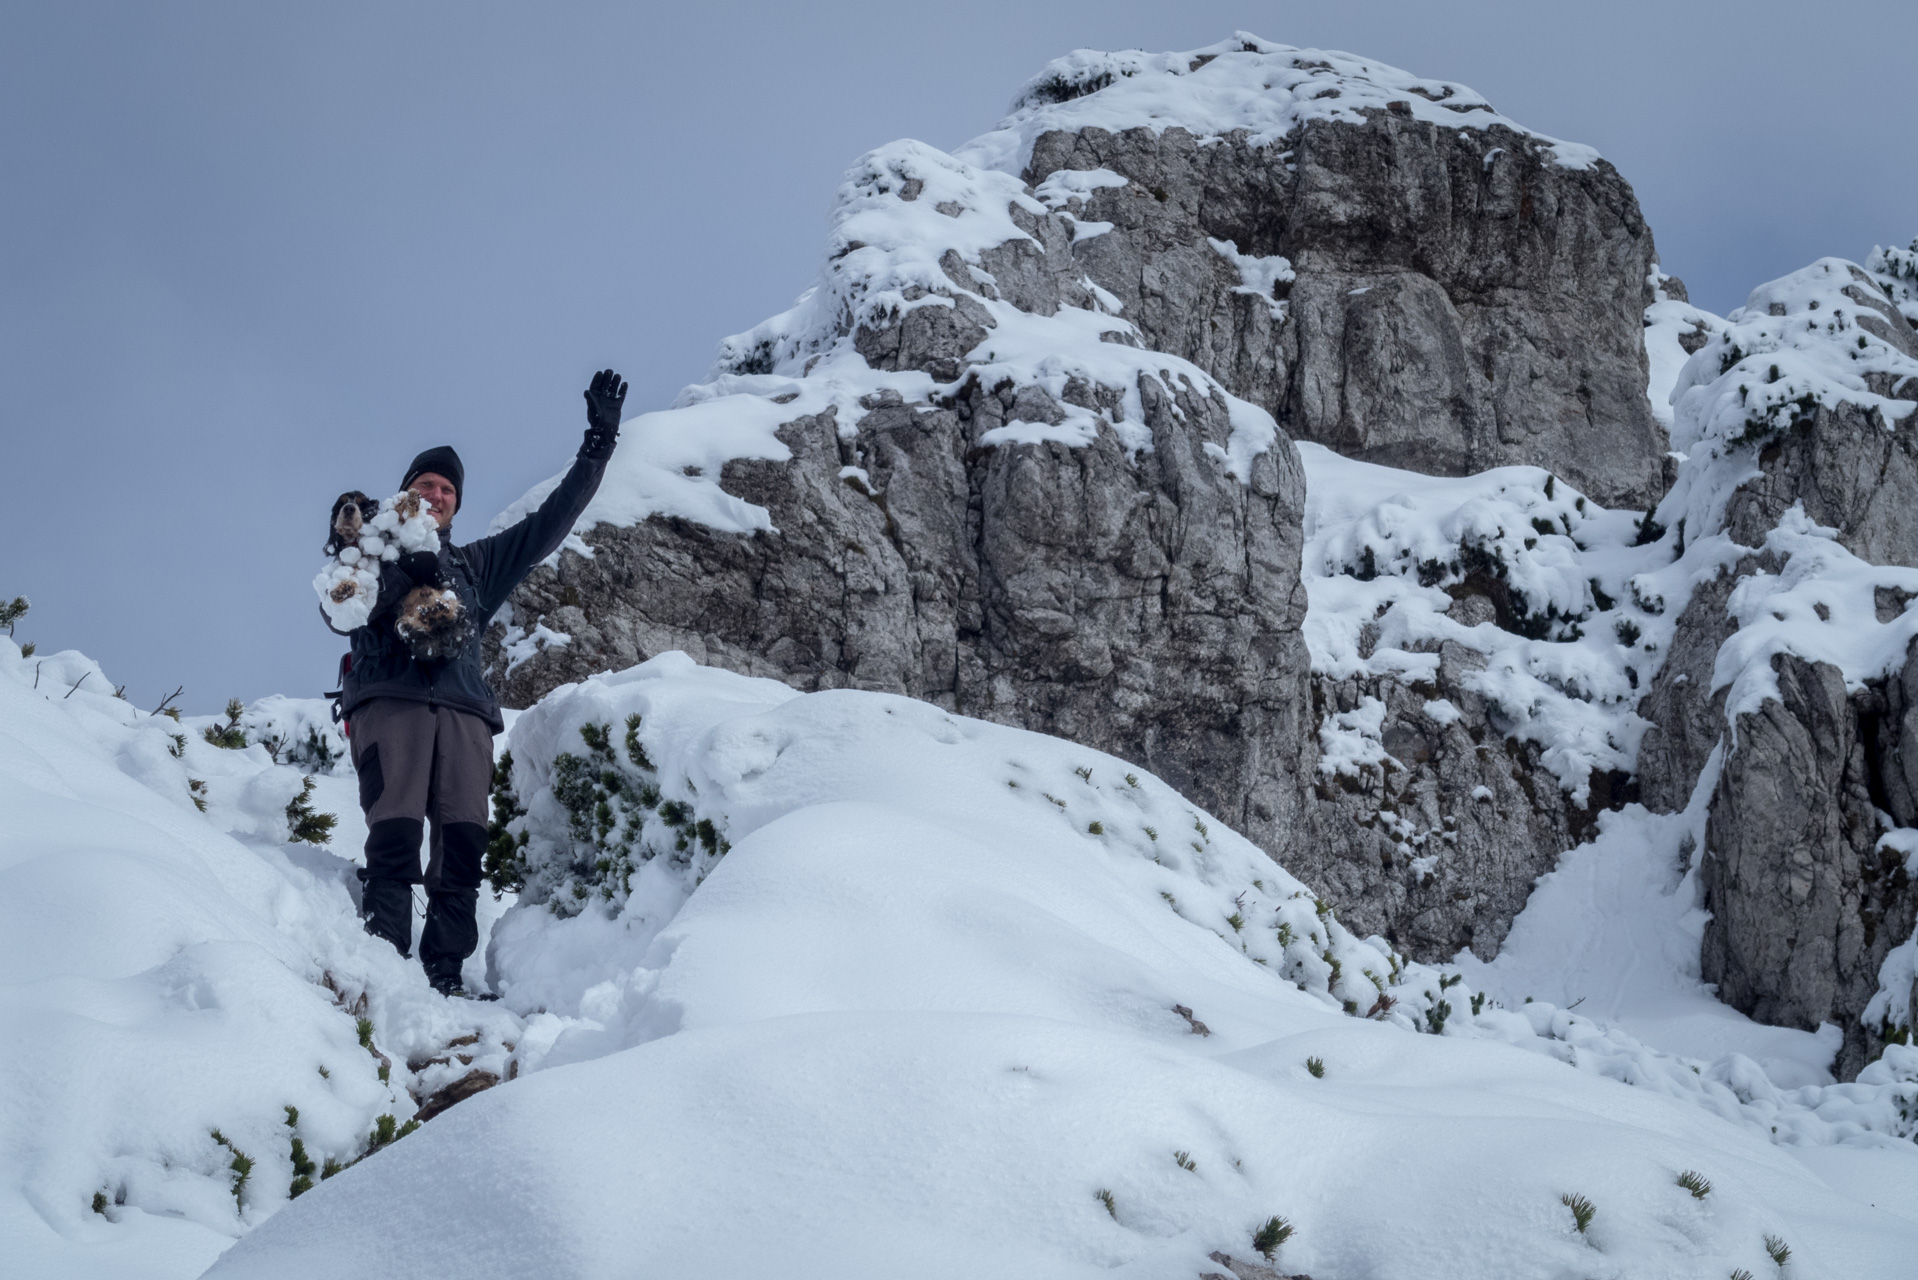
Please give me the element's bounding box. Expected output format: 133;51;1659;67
358;873;414;957
360;817;424;958
420;821;487;996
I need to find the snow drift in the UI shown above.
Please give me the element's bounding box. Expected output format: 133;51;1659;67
206;654;1918;1279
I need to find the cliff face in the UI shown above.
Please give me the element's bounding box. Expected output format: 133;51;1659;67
1030;113;1664;509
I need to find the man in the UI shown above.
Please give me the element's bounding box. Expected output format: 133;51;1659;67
327;369;625;996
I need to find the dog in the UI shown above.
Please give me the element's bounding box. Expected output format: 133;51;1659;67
325;491;381;556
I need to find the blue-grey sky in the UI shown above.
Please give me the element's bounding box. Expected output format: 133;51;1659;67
5;1;1913;711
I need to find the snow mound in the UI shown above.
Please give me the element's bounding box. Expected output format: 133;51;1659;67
957;32;1602;175
200;652;1918;1278
1666;256;1918;459
0;641;521;1279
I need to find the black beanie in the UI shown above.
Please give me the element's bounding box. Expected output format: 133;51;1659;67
400;445;464;513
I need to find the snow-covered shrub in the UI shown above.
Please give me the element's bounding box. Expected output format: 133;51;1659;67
1866;234;1918;324
496;710;729;916
1666;257;1918;458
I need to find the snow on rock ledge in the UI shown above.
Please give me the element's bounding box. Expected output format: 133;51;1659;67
957;33;1601;175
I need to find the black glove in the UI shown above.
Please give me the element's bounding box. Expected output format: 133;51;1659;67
394;550;442;588
581;368;627;460
369;552;440;625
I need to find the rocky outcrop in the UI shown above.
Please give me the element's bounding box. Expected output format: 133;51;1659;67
1030;116;1666;508
1700;648;1918;1077
495;375;1314;861
1297;649;1611;960
485;42;1677;970
1637;259;1918;1077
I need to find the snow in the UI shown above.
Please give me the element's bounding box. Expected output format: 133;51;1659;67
1207;237;1294;319
311;491;441;631
11;631;1918;1277
1642;266;1723;430
1315;695;1394;777
0;640;522;1279
196;653;1918;1278
1299;442;1656;803
1032;165;1128;242
1456;745;1844;1088
956;33;1602;177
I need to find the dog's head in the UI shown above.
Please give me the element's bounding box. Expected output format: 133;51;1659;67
326;491;379;556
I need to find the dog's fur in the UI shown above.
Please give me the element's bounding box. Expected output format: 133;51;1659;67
325;491;380;556
394;583;470;664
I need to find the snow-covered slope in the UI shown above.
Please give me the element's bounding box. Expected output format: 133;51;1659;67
201;654;1918;1279
0;640;520;1278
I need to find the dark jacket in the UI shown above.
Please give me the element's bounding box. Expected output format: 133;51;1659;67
329;453;606;731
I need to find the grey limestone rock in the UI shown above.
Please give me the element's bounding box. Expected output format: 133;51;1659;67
1295;650;1614;961
1700;649;1918;1079
1644;361;1918;1075
1028;116;1668;508
493;370;1314;860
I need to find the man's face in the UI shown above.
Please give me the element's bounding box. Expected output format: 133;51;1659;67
410;472;458;529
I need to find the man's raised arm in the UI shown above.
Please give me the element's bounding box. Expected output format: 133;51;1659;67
465;368;626;614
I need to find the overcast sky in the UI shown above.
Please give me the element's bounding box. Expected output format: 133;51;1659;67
4;0;1913;711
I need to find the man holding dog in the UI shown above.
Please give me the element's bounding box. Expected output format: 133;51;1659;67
326;369;625;996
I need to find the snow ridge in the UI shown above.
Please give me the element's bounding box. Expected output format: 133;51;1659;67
956;32;1602;176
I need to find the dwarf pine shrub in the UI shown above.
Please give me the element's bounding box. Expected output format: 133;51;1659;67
1763;1234;1790;1266
1561;1192;1596;1234
285;777;337;845
288;1136;316;1198
1096;1188;1117;1219
516;720;730;915
211;1130;252;1210
1676;1170;1711;1199
0;595;27;634
1306;1056;1325;1078
202;699;248;749
483;751;530;896
1253;1215;1293;1259
1174;1150;1196;1171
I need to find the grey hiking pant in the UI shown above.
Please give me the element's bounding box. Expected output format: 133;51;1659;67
349;698;493;981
